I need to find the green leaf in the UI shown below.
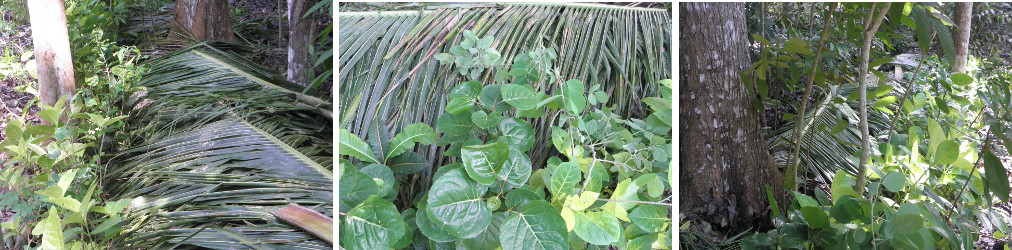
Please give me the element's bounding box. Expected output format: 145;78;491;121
437;112;475;136
830;170;860;204
799;206;830;229
479;84;508;114
871;85;894;98
882;171;906;193
471;110;503;129
494;148;533;192
627;234;658;250
387;123;438;161
339;168;378;212
339;129;379;164
873;96;898;108
927;119;944;154
869;56;894;68
984;150;1011;202
562;79;586;115
343;195;406;249
932;140;960;166
829;195;862;222
893;214;924;234
497;118;535;152
461;142;509;185
830;119;849;135
501;84;539;110
360;164;395;197
792;191;819;208
427;167;491;239
565;191;600;211
389;152;429;175
478;35;495;49
459;212;506;249
628;205;669;233
573;211;621;245
39;108;61;125
550;162;582;197
416;199;457;242
449;81;483;100
950;73;973;86
31;209;64;250
446;96;475;114
499;201;568;250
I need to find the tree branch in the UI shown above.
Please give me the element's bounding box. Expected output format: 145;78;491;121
855;3;892;193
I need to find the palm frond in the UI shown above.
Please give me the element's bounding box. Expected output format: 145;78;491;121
105;44;333;249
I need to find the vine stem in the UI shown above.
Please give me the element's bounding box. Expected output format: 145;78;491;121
596;198;671;207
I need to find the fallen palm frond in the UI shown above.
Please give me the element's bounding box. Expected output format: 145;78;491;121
104;43;333;249
339;3;671;189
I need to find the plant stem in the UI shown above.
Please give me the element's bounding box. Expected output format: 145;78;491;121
787;2;836;192
884;32;935;146
596;198;671;206
855;2;892;194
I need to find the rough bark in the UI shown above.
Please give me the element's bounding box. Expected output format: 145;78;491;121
287;0;313;86
169;0;236;42
951;2;972;74
27;0;75;119
679;2;785;230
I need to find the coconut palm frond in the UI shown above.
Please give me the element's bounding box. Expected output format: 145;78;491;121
105;43;332;249
339;3;671;182
768;84;893;183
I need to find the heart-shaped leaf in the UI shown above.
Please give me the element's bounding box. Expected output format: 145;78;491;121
343;195;406;249
427;167;491;239
461;142;509;185
499;200;568;250
497;118;535;152
501;84;539;110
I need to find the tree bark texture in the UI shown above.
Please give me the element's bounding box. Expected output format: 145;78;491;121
170;0;236;42
27;0;75;116
856;3;891;193
287;0;313;86
679;2;785;229
951;2;972;74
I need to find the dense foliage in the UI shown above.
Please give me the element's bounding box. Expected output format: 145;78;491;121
339;31;673;249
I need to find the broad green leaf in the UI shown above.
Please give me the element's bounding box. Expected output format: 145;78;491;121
339;129;379;164
427;167;491;239
494;148;533;192
550;162;582;197
561;207;576;231
471;110;502;129
499;201;568;250
830;119;849;135
390;152;429;175
829;195;862;223
869;56;894;68
950;73;973;86
882;171;906;193
830;170;860;204
416;199;456;242
893;214;924;234
932;140;960;166
387;123;438;161
339;169;378;212
343;195;406;249
497;118;535;152
984;150;1011;202
641;97;670;112
459;212;506;249
501;84;539;110
927;119;944;154
479;84;509;114
487;197;502;211
792;191;819;208
446;96;475;114
505;188;541;210
562;79;586;115
360;164;395;197
627;234;659;250
873;96;898;108
31;209;64;250
437;112;474;136
461;142;509;185
550;127;571;152
449;81;483;100
799;206;830;229
573;211;621;245
628;205;669;233
565;191;600;211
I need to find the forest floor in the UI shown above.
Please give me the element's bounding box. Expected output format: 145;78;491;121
0;10;35;224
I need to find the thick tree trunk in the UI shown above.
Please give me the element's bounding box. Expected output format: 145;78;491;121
951;3;972;74
287;0;313;86
27;0;75;118
170;0;236;42
679;2;785;229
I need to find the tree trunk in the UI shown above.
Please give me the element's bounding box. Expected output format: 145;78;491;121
27;0;75;119
951;2;972;74
169;0;236;42
287;0;313;86
679;2;785;229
